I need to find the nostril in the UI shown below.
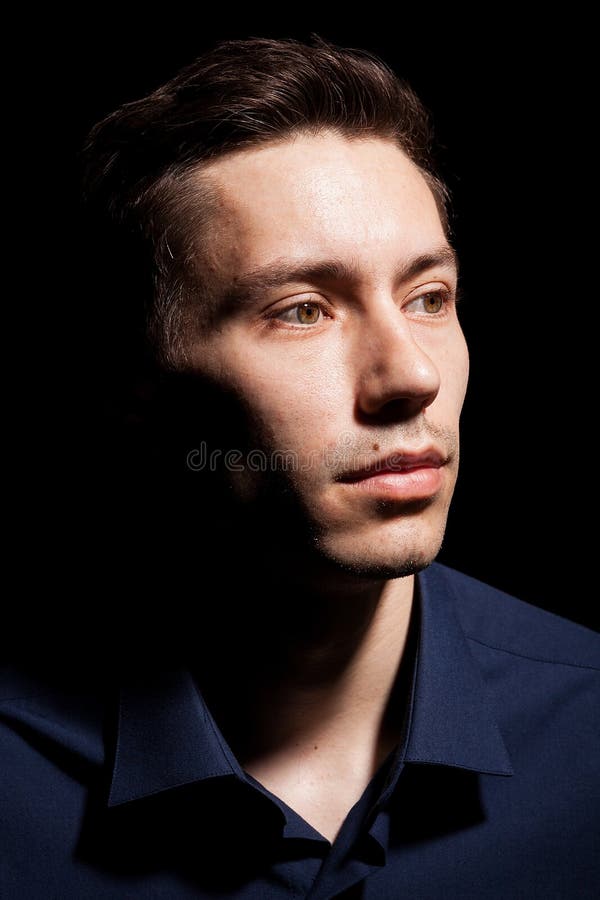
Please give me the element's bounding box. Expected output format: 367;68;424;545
356;396;430;426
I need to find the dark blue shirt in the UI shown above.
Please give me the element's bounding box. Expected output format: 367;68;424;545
2;562;599;898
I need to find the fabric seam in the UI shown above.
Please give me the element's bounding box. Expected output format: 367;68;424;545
464;634;600;671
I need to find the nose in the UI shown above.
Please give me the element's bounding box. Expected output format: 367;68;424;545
354;306;440;421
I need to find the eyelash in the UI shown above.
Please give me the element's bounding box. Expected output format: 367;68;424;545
404;287;458;317
267;287;460;329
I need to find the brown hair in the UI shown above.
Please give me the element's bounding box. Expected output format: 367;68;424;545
79;33;451;372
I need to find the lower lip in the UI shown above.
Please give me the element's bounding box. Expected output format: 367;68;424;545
341;466;443;500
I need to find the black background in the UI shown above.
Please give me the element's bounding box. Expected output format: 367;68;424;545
15;12;596;645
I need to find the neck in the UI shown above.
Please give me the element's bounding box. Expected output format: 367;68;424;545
191;540;418;770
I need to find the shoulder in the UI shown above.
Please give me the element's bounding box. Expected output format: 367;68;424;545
0;664;110;769
424;561;600;670
423;562;600;789
0;665;116;895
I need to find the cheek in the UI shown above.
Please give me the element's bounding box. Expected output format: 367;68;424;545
455;334;470;406
218;345;347;450
429;330;469;413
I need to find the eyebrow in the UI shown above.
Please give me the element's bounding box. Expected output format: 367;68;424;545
218;245;459;313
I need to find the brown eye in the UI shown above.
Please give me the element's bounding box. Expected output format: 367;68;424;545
295;302;322;325
422;293;444;313
273;299;327;327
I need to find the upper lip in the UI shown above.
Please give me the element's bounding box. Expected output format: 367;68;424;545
336;447;448;482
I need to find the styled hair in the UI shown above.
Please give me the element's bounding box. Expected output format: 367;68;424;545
79;34;452;373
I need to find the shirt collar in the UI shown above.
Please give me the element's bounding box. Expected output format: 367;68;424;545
404;562;513;776
108;562;513;807
108;668;243;806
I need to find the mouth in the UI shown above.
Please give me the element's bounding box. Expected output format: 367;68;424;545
335;447;448;501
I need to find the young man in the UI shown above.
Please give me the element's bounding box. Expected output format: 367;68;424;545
2;35;598;899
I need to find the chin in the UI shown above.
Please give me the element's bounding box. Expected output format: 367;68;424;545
330;555;434;581
309;516;447;581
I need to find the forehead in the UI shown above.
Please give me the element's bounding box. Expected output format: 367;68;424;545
194;132;447;275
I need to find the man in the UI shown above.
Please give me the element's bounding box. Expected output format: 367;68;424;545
1;34;598;899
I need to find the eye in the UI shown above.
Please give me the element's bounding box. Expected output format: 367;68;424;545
276;301;324;326
405;289;449;315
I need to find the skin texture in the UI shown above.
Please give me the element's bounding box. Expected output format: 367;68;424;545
187;130;469;576
179;130;470;843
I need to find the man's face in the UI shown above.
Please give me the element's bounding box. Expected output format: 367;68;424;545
183;131;469;578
